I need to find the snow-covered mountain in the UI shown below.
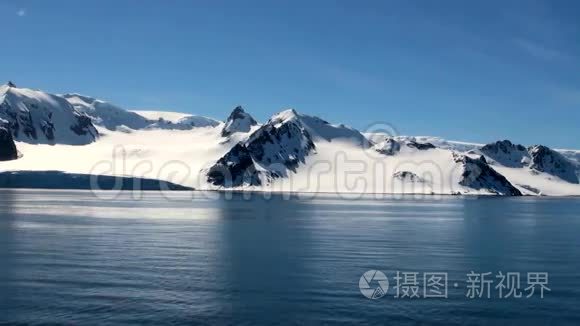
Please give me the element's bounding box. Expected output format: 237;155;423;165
221;106;258;137
2;83;579;196
289;110;370;147
453;153;522;196
64;94;151;131
480;140;529;168
208;110;317;187
477;140;578;184
528;145;578;184
144;114;220;130
0;83;98;145
63;94;221;131
131;109;220;130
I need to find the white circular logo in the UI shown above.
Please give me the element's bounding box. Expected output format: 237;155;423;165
359;270;389;299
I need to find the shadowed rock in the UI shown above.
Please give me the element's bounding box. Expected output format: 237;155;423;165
0;126;18;161
208;111;315;187
480;140;529;167
407;141;436;150
393;171;424;183
454;154;522;196
528;145;578;184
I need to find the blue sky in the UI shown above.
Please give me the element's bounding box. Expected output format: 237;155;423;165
2;0;579;148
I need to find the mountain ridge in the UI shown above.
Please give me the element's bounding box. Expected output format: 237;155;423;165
1;83;579;196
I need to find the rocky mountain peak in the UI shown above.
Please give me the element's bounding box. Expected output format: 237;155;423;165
221;105;258;137
453;153;522;196
528;145;578;184
480;140;529;167
209;112;315;187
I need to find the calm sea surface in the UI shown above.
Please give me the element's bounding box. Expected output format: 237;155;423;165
1;190;579;325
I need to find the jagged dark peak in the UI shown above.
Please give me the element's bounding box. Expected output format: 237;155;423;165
6;81;16;88
231;105;246;114
208;112;316;188
406;140;436;150
221;105;258;137
528;144;551;153
480;139;529;168
482;139;527;152
527;144;578;184
453;153;522;196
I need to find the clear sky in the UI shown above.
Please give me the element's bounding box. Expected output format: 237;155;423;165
2;0;579;148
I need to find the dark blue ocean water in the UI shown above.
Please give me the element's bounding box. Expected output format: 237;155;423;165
1;190;579;325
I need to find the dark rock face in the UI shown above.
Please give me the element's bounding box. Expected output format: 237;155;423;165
0;101;35;140
0;102;98;144
221;106;258;137
0;126;18;161
454;154;522;196
374;139;435;155
208;118;315;187
393;171;423;182
528;145;578;184
407;141;436;150
375;138;401;156
480;140;528;167
207;143;261;187
70;113;97;137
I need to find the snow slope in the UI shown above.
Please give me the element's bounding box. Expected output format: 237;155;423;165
62;93;221;131
64;94;151;131
3;127;233;189
130;110;192;122
207;110;316;187
131;110;221;129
